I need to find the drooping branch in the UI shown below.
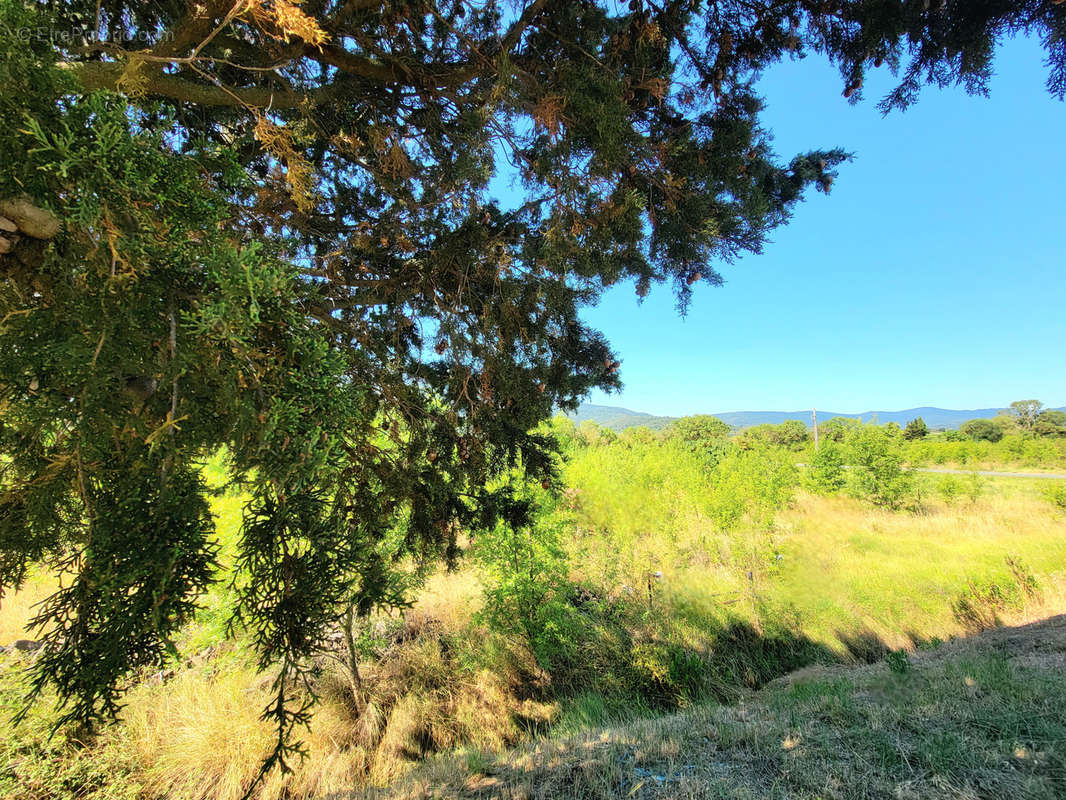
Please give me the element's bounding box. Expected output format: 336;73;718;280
60;0;557;107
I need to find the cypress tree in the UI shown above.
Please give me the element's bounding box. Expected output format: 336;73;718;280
1;0;1063;772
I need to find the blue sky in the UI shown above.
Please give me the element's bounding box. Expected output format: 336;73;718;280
562;36;1065;417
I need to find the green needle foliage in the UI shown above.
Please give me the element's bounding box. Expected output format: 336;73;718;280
1;0;1064;777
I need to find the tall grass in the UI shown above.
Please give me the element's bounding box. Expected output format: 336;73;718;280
561;440;1066;658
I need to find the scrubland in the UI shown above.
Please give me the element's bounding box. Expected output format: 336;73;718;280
3;424;1066;800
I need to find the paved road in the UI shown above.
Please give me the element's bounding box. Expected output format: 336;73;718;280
912;467;1066;480
798;464;1066;480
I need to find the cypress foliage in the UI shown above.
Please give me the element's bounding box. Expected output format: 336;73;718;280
1;0;1063;775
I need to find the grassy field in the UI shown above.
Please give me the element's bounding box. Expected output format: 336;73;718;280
2;451;1065;799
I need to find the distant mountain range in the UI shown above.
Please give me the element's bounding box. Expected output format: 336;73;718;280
567;404;679;431
567;403;1066;432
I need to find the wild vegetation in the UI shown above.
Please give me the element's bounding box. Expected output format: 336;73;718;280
393;615;1066;800
4;415;1065;798
3;0;1066;795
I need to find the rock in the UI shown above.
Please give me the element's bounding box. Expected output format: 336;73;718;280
13;639;42;652
150;668;175;685
0;215;17;232
0;197;61;239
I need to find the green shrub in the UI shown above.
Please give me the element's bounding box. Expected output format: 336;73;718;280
936;475;962;504
472;489;579;671
846;425;916;510
708;446;798;533
665;415;732;466
740;421;809;451
629;641;705;707
1045;483;1066;513
960;419;1004;443
807;442;846;494
885;649;910;674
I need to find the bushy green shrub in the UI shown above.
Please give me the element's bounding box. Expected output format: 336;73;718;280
902;433;1066;471
629;641;706;707
740;421;809;451
807;442;846;494
618;426;658;447
819;416;861;442
1045;484;1066;513
709;446;799;532
472;489;579;671
936;475;962;504
577;420;617;448
665;415;732;466
960;419;1004;443
846;425;916;510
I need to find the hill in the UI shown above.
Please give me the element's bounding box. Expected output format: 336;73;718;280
566;403;678;431
570;403;1066;431
714;406;1014;430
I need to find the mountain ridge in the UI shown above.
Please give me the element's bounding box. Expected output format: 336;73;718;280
567;403;1066;432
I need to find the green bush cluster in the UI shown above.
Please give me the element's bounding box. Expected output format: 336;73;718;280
806;441;847;494
904;434;1066;469
468;419;811;718
845;425;916;510
471;485;579;672
1045;484;1066;513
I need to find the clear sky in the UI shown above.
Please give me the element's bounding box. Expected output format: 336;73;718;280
560;36;1065;417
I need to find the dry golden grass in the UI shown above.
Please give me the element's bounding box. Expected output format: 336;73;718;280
0;566;58;644
85;627;556;800
768;486;1066;649
117;664;275;800
410;567;483;633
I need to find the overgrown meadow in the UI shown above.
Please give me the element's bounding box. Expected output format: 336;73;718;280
2;415;1066;799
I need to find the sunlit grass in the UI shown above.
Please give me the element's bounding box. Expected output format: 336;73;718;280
2;450;1065;799
563;444;1066;659
399;616;1066;800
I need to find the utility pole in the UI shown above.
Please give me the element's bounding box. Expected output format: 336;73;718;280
812;408;818;450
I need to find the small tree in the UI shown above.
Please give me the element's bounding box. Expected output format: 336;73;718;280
473;487;576;671
1035;410;1066;438
776;420;811;450
577;421;617;448
820;417;861;443
961;419;1005;443
667;415;731;444
619;426;658;447
807;441;847;494
666;415;732;465
964;471;985;504
903;417;929;440
936;475;962;504
1009;400;1044;431
847;425;916;510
